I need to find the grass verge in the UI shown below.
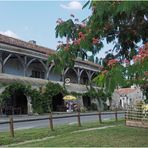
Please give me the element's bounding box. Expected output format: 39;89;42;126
1;119;148;147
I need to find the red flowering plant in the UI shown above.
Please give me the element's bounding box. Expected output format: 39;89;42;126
49;1;148;101
126;42;148;101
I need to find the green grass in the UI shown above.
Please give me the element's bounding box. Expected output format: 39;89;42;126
1;120;148;147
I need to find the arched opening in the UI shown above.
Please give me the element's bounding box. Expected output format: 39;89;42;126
82;95;91;110
3;54;24;76
26;59;46;79
52;93;65;112
80;70;89;85
91;72;97;81
64;68;78;83
3;90;27;115
48;65;61;81
90;72;98;85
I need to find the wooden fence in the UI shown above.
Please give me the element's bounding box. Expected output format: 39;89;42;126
0;110;124;138
125;106;148;128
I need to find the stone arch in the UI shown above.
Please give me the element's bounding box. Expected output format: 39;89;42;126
46;63;55;79
3;53;24;67
3;53;25;76
64;68;78;83
90;72;97;81
26;58;47;78
3;91;28;115
80;69;89;84
47;64;61;81
26;58;46;71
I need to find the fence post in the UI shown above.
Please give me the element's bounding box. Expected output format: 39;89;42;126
115;108;118;122
9;115;14;138
49;112;53;131
125;110;127;125
98;111;102;124
77;106;81;127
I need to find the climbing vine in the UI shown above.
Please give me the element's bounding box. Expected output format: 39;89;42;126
43;82;66;112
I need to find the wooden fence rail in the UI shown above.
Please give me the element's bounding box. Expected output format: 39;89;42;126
0;111;124;137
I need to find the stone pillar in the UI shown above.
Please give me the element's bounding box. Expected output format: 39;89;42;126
87;71;91;83
23;56;27;77
27;96;33;115
77;68;80;84
0;52;3;73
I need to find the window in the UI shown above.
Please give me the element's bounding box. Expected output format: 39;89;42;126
31;70;45;79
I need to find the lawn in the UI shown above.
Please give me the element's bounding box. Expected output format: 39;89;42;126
0;120;148;147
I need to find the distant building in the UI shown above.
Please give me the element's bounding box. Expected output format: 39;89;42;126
0;34;101;114
111;85;144;109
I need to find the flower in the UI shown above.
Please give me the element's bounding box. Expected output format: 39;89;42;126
56;18;64;24
73;39;81;45
92;37;99;44
108;59;118;66
78;32;85;40
80;23;86;28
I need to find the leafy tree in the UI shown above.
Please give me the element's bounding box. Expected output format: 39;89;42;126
85;87;107;111
49;1;148;104
52;1;148;68
86;1;148;60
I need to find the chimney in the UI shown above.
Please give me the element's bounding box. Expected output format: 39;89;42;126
29;40;36;45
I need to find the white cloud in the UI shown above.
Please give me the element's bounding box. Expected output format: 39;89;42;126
60;1;82;10
0;30;19;39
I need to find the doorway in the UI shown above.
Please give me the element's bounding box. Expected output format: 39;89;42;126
52;93;65;111
4;90;28;115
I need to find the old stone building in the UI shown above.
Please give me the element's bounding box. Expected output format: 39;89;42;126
0;34;101;114
111;85;144;109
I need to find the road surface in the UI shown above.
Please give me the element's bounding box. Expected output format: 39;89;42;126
0;112;124;132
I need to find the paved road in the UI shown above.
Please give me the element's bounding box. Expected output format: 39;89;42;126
0;112;124;132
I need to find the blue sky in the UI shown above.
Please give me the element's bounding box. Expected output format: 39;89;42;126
0;0;111;58
0;1;90;48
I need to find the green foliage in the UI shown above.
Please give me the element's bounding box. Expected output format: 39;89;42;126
127;59;148;100
43;82;65;112
48;46;76;73
105;64;126;93
0;82;31;105
0;83;6;88
93;74;105;88
87;1;148;59
30;89;44;114
94;64;126;95
85;87;107;111
0;82;66;114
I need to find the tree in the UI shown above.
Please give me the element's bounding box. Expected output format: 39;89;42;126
52;1;148;65
50;1;148;103
85;87;107;111
86;1;148;60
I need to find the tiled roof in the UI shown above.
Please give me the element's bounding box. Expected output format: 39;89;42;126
0;34;56;55
115;88;137;95
0;34;101;69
